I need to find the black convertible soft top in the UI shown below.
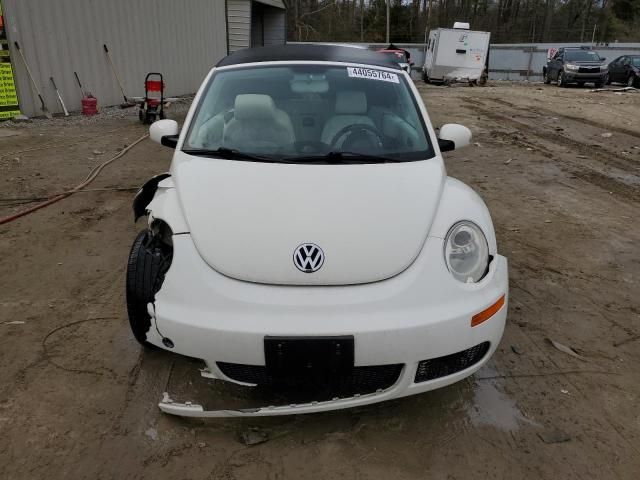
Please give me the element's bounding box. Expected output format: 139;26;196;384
216;44;402;70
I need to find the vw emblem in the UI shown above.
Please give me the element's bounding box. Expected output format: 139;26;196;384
293;243;324;273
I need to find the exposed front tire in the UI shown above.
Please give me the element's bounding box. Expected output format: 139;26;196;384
628;75;638;88
126;229;173;347
594;82;604;89
543;70;551;84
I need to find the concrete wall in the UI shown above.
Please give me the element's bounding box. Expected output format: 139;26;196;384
3;0;227;117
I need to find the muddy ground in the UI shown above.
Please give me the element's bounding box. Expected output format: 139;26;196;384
1;82;639;479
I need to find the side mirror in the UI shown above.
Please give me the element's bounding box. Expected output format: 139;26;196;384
601;57;606;62
438;123;472;152
149;119;179;149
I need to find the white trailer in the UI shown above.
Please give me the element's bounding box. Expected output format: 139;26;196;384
422;23;490;84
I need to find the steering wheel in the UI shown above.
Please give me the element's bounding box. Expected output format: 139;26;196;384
330;124;384;150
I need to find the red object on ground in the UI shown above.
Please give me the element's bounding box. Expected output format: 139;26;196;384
81;95;98;115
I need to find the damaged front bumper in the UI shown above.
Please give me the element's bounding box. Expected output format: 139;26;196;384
159;389;391;417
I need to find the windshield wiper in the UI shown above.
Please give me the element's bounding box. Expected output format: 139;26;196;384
182;147;278;163
182;148;403;164
284;151;402;164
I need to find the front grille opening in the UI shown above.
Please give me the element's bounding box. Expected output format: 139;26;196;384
217;362;403;399
414;342;490;383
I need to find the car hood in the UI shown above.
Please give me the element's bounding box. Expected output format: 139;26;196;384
172;152;445;285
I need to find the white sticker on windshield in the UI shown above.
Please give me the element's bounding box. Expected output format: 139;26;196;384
347;67;399;83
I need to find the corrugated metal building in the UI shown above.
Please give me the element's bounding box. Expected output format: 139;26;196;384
1;0;285;118
227;0;286;53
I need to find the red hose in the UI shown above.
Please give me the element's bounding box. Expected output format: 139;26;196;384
0;134;149;226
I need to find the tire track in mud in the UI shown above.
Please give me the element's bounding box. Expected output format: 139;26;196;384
461;97;640;201
481;96;640;140
463;97;639;171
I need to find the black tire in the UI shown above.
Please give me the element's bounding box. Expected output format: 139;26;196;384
126;230;172;347
605;73;611;85
594;82;604;89
627;75;637;88
577;82;585;88
557;71;567;87
543;70;551;84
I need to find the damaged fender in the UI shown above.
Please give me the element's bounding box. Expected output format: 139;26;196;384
133;173;171;221
127;175;189;346
133;175;189;233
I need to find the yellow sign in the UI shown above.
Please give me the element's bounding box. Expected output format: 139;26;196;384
0;0;21;120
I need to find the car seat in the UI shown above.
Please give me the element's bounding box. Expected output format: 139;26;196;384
321;91;375;146
223;94;295;151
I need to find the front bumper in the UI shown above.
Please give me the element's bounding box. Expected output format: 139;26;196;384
151;234;508;416
563;71;607;83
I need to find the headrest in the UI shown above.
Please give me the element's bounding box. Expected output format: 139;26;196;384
335;91;367;115
234;94;276;121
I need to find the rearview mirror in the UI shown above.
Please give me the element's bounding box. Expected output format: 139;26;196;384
438;123;472;152
150;119;179;149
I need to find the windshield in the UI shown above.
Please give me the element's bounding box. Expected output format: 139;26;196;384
184;64;433;162
565;50;601;62
632;57;640;67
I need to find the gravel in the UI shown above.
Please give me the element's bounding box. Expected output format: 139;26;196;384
0;95;194;130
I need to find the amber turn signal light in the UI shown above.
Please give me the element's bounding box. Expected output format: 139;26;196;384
471;295;505;327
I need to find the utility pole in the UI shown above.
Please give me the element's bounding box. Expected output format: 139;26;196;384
591;23;597;46
386;0;390;44
422;0;433;65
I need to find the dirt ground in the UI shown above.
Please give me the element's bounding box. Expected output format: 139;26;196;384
1;82;639;480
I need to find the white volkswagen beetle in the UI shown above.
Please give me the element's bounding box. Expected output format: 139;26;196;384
127;44;508;417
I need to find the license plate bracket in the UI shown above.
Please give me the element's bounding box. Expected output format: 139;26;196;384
264;336;354;382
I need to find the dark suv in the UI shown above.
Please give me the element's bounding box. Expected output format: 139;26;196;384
543;47;608;88
607;55;640;87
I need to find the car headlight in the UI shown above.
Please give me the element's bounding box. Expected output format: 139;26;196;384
564;64;579;71
444;221;489;283
600;65;608;71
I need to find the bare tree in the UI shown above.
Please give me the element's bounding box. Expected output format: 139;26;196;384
285;0;640;43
